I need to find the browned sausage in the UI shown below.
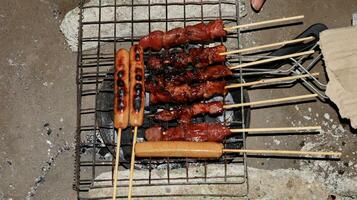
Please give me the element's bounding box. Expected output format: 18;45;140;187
129;45;145;127
114;49;130;129
135;141;223;158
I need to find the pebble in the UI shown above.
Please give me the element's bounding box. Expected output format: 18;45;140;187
273;139;281;145
324;113;330;120
303;116;312;120
43;123;52;135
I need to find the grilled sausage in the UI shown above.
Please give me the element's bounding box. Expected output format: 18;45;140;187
135;141;223;158
129;45;145;127
114;49;130;129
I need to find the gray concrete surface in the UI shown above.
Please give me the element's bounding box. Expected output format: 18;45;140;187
0;0;356;199
0;0;78;199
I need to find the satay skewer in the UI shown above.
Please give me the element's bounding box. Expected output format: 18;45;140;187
230;50;315;70
225;72;319;89
146;36;314;71
144;123;321;143
151;93;318;123
135;141;341;158
223;15;304;31
141;16;304;51
220;36;315;56
112;49;130;200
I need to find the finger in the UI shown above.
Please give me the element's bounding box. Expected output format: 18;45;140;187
251;0;266;11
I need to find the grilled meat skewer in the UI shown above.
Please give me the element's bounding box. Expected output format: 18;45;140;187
139;20;227;51
145;123;231;142
149;81;228;104
153;101;224;123
145;65;232;92
147;45;227;70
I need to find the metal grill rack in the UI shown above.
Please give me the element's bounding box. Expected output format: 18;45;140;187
74;0;326;199
74;0;250;199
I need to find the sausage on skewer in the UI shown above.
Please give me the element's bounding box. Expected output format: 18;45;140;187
128;45;145;200
112;48;130;200
114;49;130;129
135;141;342;158
129;45;145;126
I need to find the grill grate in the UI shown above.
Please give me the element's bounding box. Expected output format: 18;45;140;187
74;0;250;199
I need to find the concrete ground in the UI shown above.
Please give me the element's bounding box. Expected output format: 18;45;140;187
0;0;356;199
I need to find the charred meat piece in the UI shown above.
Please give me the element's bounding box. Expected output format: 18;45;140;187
154;101;224;123
170;65;232;84
145;122;231;142
163;27;188;49
150;81;227;104
139;19;227;51
145;65;232;92
189;44;226;68
147;45;227;71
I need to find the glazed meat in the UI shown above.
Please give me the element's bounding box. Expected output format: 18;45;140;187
154;101;224;123
144;122;231;142
150;81;228;104
139;20;227;51
147;45;227;70
145;65;232;92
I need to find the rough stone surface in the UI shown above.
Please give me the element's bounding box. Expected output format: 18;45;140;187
88;164;357;199
60;0;243;51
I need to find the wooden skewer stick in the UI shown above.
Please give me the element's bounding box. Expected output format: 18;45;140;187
220;36;315;56
112;128;122;200
128;127;138;200
223;149;342;157
230;126;321;133
223;94;317;109
223;15;304;31
225;72;319;89
230;50;315;70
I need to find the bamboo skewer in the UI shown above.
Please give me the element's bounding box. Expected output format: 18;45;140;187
112;128;122;200
223;15;304;31
230;50;315;70
222;149;341;157
223;94;317;109
230;126;321;133
225;73;319;89
220;36;315;56
128;127;138;200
